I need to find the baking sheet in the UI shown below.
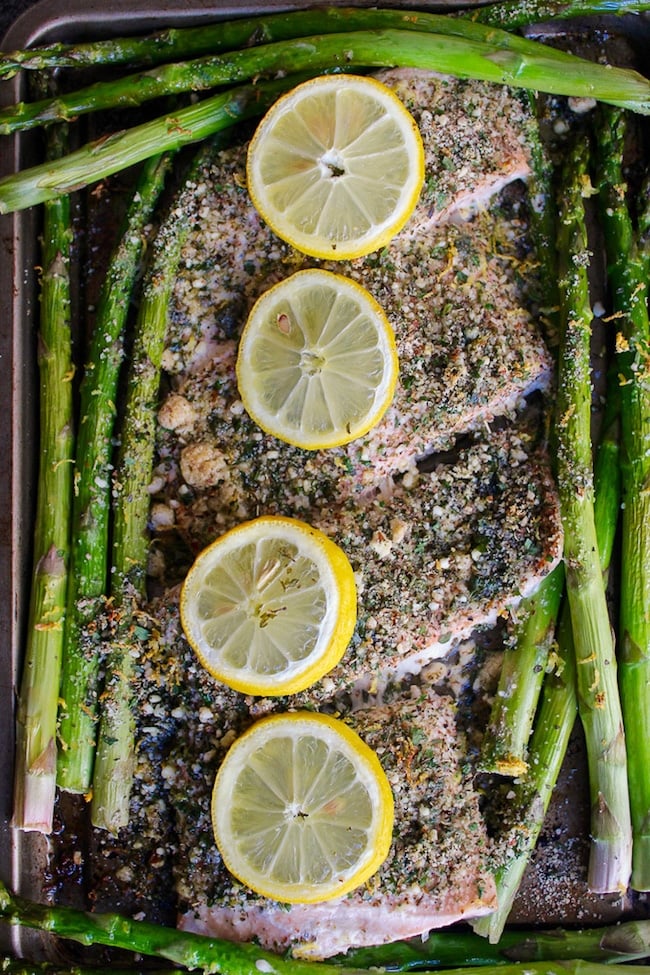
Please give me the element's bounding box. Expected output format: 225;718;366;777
1;1;650;963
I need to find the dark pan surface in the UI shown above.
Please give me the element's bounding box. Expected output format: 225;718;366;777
1;2;649;961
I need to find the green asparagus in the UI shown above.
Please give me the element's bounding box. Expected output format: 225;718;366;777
553;134;631;894
596;106;650;891
345;916;650;969
0;879;376;975
56;151;175;795
12;109;75;833
90;147;207;832
473;149;622;939
468;0;650;27
4;879;650;975
0;17;624;134
472;372;621;940
0;75;297;214
1;29;650;214
479;563;565;776
1;3;650;79
472;606;578;940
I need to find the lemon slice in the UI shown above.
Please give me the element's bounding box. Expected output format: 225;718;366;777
212;711;394;903
236;268;398;450
179;515;357;696
246;74;425;260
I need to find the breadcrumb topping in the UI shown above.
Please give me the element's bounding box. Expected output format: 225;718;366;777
73;69;563;956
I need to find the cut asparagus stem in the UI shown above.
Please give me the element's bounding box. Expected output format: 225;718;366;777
90;146;208;832
56;151;175;796
2;29;650;214
468;0;650;26
11;106;74;833
479;563;565;776
0;17;624;134
596;105;650;892
1;3;649;79
554;134;631;894
3;879;650;975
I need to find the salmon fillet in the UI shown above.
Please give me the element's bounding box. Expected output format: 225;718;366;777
162;69;549;499
374;68;533;229
155;425;561;691
161;201;551;505
154;662;497;958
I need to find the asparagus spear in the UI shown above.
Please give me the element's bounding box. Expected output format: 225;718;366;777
2;2;650;79
479;563;565;776
2;29;650;215
12;111;75;832
4;928;650;975
89;146;207;832
56;151;175;795
3;879;650;975
0;8;317;78
0;16;622;134
0;0;650;78
473;368;621;941
0;878;367;975
472;605;578;940
553;134;631;894
345;916;650;969
0;75;297;215
468;0;650;27
596;106;650;891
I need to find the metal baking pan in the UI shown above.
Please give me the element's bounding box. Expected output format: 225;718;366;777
1;0;649;963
